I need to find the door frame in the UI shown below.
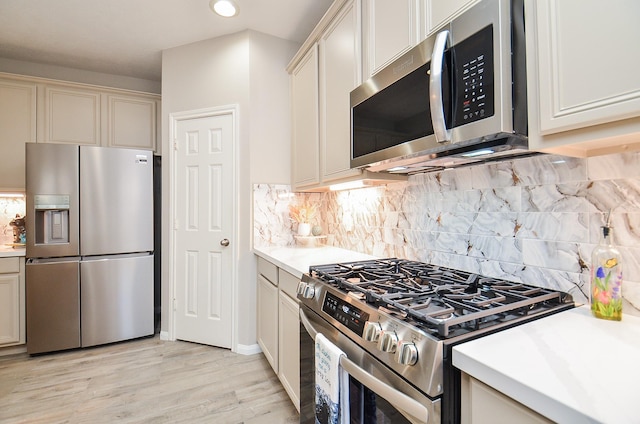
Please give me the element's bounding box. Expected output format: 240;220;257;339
167;105;239;351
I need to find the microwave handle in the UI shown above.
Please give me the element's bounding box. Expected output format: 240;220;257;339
429;30;451;143
299;308;429;424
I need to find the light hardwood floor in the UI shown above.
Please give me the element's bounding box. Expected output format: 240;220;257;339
0;336;299;423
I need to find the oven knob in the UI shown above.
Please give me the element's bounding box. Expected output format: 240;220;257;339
378;330;398;353
296;282;315;299
363;321;382;342
397;341;418;366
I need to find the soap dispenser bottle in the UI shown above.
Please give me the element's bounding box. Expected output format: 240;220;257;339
591;212;623;321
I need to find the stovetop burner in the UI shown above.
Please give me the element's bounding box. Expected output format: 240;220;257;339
308;258;573;338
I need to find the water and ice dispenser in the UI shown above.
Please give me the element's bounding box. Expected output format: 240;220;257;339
33;195;71;245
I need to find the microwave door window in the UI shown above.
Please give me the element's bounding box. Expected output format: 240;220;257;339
352;63;434;160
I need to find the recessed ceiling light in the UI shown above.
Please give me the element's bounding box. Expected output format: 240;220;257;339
210;0;239;18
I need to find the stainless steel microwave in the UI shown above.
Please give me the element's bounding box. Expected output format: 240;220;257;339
350;0;530;174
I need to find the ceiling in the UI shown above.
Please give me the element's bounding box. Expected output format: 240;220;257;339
0;0;334;82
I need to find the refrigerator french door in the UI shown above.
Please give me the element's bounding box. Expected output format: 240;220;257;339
26;143;154;354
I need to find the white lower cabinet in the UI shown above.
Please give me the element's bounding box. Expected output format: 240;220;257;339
0;257;25;347
460;373;552;424
278;270;300;411
256;256;300;410
257;269;278;372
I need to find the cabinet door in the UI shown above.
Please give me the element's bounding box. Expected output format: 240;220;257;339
279;291;300;411
0;79;36;191
425;0;479;36
291;46;320;189
362;0;421;78
0;257;24;347
0;273;20;345
105;94;157;150
319;0;362;183
461;374;553;424
43;86;101;146
257;274;279;373
526;0;640;156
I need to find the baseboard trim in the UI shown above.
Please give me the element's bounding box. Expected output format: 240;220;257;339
159;331;170;341
0;344;27;357
235;343;262;356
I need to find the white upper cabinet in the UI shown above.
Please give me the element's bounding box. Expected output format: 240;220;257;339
424;0;480;35
291;45;320;188
104;94;158;151
290;0;364;191
0;73;158;190
361;0;480;80
43;85;101;146
40;83;159;151
319;0;361;182
362;0;422;79
0;78;36;191
525;0;640;156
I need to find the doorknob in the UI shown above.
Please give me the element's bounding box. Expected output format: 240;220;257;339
220;238;230;247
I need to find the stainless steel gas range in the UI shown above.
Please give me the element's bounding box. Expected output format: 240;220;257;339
297;258;574;424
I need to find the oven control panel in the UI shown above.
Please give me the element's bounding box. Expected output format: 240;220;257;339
322;292;369;337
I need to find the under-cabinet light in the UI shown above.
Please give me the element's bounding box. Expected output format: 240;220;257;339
329;180;366;191
460;149;495;158
387;166;409;173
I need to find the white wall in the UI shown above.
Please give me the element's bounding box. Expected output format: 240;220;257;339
248;32;298;184
0;57;160;93
161;30;297;348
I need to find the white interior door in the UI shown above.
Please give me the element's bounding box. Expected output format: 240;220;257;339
172;110;235;349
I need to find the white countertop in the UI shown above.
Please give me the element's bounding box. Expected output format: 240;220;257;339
254;245;377;278
0;245;26;258
453;305;640;424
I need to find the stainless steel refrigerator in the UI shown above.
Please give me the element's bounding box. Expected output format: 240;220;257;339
25;143;154;354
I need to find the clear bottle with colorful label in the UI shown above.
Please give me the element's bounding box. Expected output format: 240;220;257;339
591;215;623;321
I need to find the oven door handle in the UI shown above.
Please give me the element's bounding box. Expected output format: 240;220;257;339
300;308;429;424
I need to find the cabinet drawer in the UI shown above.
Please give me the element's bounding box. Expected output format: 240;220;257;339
279;269;300;300
0;257;20;274
257;257;278;285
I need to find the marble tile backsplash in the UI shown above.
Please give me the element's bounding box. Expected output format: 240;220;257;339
253;152;640;316
0;197;26;245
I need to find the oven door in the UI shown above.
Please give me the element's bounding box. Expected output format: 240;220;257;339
300;305;440;424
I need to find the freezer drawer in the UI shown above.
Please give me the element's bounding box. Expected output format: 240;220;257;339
26;258;80;354
81;254;154;347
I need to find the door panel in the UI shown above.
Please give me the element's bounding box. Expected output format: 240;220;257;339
26;259;80;354
80;254;154;347
80;146;153;255
174;112;234;349
25;143;80;259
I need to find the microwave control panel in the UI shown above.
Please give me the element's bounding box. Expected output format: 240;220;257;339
452;24;495;127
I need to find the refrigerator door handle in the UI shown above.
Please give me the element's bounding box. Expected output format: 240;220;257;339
26;256;81;265
80;252;153;262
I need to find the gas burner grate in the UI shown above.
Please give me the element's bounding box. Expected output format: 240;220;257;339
310;258;573;338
